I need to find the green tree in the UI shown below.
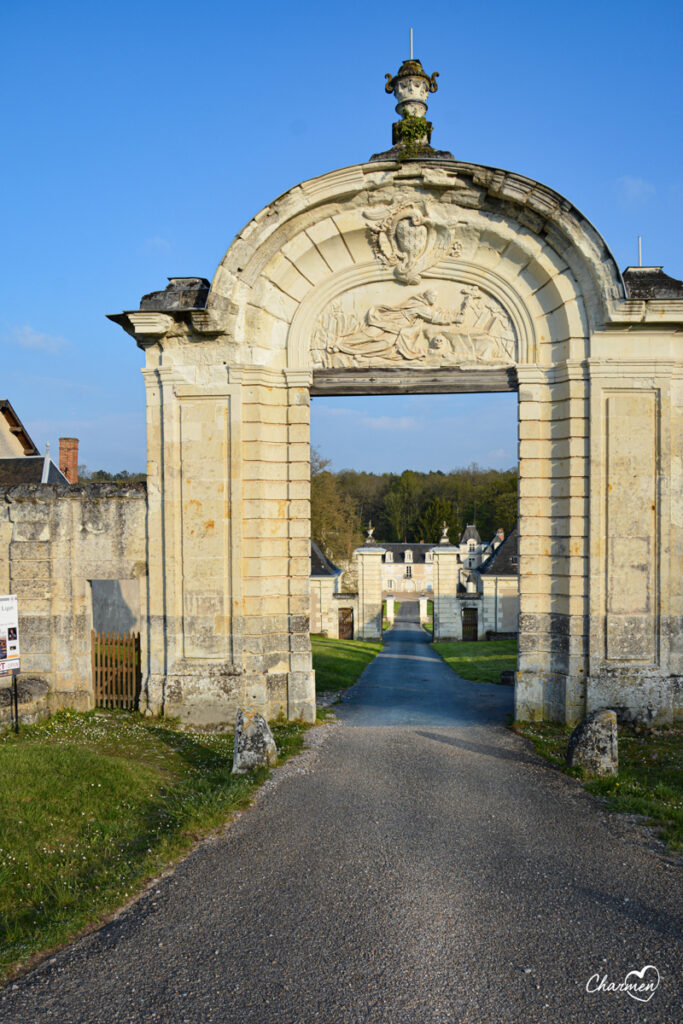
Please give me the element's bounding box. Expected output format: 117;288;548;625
415;497;459;544
310;448;363;564
492;490;518;536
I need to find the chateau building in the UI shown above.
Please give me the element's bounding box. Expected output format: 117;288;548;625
379;525;505;595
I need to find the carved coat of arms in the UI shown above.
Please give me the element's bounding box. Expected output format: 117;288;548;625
364;201;462;284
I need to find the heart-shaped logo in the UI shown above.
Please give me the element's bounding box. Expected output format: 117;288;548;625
624;965;660;1002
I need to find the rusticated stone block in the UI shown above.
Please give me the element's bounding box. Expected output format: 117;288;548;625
566;709;618;776
232;709;278;774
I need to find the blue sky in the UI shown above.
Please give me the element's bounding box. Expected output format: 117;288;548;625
1;0;681;473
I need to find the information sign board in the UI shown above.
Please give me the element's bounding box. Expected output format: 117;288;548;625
0;594;20;673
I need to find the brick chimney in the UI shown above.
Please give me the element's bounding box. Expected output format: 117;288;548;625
59;437;79;483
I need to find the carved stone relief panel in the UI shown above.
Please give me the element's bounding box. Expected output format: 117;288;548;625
364;200;469;283
311;281;516;369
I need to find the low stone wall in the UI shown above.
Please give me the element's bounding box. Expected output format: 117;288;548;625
0;678;50;728
0;483;147;711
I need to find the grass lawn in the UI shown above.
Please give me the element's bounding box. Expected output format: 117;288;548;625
432;639;517;684
0;710;308;982
513;720;683;853
311;635;382;693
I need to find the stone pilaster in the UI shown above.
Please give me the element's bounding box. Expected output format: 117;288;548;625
355;545;385;640
586;357;681;724
432;544;461;640
516;365;589;724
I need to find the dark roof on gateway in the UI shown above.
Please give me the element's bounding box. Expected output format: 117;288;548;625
478;526;519;576
623;266;683;300
0;456;68;487
310;540;341;577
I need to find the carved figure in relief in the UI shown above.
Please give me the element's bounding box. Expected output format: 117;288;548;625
312;287;516;369
364;201;463;284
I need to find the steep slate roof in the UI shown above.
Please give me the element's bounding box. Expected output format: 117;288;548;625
0;456;68;486
0;400;39;455
381;542;435;563
459;524;481;545
478;526;519;576
310;540;341;578
623;266;683;300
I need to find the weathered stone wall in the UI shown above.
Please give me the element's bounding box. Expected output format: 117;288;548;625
481;578;518;634
310;575;350;637
0;484;147;710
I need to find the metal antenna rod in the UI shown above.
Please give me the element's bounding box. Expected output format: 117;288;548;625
638;235;642;267
410;28;413;59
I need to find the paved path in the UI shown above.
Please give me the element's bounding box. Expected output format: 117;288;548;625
1;608;680;1023
341;602;513;727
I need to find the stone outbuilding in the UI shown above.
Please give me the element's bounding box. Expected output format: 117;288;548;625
309;540;357;638
476;526;520;637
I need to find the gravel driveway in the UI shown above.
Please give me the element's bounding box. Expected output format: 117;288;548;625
1;606;680;1022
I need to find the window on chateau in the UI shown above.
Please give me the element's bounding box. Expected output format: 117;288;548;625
387;579;394;589
425;552;433;563
406;565;412;578
385;551;393;562
405;550;413;563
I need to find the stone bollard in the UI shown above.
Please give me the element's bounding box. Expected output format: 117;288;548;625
566;709;618;776
232;709;278;774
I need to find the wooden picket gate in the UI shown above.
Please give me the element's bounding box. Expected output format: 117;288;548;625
91;630;141;710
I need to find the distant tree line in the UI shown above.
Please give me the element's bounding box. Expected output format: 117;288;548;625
78;466;146;484
311;448;518;565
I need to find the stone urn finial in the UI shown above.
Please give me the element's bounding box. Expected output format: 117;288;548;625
384;56;439;153
440;521;450;544
366;521;376;544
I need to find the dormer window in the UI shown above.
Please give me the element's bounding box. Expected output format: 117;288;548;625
405;549;413;563
468;540;476;550
385;551;393;563
425;551;433;563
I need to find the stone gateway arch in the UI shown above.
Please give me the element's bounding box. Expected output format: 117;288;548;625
111;60;683;729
